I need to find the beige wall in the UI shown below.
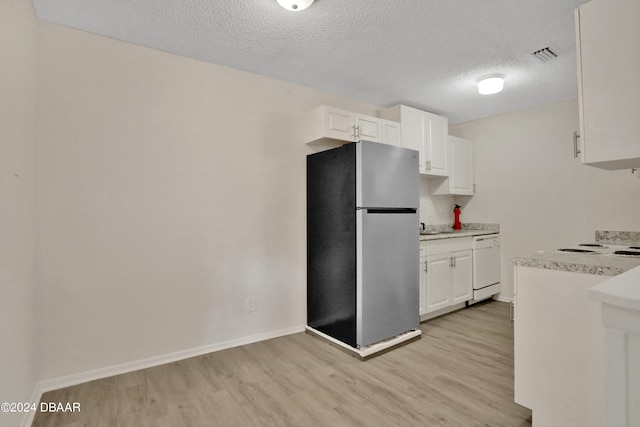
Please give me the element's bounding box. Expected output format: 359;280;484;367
35;21;382;380
451;97;640;300
0;0;38;421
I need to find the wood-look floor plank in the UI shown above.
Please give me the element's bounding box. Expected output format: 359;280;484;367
32;300;531;427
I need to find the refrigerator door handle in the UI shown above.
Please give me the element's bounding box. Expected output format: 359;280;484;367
361;208;417;214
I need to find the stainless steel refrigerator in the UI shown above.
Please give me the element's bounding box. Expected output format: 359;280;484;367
307;140;420;348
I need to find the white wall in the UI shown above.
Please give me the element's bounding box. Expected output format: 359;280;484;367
34;20;383;381
420;178;456;226
0;0;38;422
450;97;640;300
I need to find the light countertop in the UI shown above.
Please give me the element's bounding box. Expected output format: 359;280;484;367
512;230;640;276
419;223;499;241
512;250;640;276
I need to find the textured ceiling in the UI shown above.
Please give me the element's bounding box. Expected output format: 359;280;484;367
32;0;589;124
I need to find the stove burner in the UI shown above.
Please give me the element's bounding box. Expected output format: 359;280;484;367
556;248;596;253
578;244;605;248
629;246;640;250
612;250;640;257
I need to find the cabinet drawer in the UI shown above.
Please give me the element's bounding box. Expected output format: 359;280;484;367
424;236;472;256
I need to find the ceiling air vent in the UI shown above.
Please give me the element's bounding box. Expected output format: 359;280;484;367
531;47;558;62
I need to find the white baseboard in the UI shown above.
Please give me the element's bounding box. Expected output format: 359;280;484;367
495;295;513;303
20;384;44;427
21;324;305;427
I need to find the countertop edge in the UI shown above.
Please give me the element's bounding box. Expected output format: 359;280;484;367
512;257;624;276
420;229;499;241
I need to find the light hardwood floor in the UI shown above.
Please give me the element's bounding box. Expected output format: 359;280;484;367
33;300;532;426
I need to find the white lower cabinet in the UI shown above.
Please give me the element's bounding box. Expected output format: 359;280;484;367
425;254;453;313
419;251;427;316
450;250;473;304
425;250;472;313
421;237;473;316
514;266;607;426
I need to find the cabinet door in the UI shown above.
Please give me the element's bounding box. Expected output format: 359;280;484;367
425;254;452;313
576;0;640;169
355;114;382;143
419;255;427;316
399;106;426;172
325;106;356;141
448;136;474;195
381;119;401;147
423;112;449;176
451;250;473;304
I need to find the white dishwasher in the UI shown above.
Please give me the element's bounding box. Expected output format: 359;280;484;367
470;234;500;304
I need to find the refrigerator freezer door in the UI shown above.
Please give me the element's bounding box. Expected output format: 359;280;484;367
357;141;419;209
357;209;419;347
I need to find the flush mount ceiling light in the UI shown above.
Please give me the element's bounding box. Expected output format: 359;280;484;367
276;0;315;11
477;76;504;95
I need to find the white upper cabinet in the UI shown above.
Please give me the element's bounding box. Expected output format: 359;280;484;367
575;0;640;169
354;114;383;143
380;119;401;147
383;105;449;176
302;105;400;146
426;112;448;176
303;105;356;143
432;136;474;196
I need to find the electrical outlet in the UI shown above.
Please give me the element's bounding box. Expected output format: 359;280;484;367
246;296;256;313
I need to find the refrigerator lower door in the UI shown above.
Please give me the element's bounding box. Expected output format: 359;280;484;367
357;209;419;347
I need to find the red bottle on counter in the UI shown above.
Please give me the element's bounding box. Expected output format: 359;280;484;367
453;204;462;230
